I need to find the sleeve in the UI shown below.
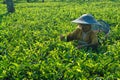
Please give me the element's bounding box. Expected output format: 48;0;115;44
90;32;98;45
66;28;81;42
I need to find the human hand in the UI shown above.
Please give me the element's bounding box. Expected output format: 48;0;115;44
60;35;65;41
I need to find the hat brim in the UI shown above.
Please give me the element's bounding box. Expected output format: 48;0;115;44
72;19;100;25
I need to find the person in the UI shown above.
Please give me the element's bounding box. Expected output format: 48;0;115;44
60;14;100;50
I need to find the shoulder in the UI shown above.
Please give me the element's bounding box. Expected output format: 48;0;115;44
75;26;82;32
89;30;96;35
89;30;97;37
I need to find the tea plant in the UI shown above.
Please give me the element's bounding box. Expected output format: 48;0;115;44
0;1;120;80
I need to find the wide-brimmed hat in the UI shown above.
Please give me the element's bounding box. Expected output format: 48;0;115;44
72;14;99;25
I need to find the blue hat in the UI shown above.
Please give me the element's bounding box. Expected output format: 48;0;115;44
72;14;99;25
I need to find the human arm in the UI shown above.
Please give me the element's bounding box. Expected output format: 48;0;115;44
60;27;81;42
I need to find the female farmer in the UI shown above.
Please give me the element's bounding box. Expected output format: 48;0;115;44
60;14;100;50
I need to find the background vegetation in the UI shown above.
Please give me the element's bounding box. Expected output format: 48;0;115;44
0;0;120;79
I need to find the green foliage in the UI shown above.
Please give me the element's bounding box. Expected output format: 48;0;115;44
0;1;120;80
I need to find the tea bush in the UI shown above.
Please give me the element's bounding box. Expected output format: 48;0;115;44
0;1;120;80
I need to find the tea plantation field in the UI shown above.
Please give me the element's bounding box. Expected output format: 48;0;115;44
0;1;120;80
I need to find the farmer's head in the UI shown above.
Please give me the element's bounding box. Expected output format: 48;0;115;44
72;14;99;32
78;24;91;32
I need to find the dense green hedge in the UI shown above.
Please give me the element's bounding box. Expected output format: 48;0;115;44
0;1;120;80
